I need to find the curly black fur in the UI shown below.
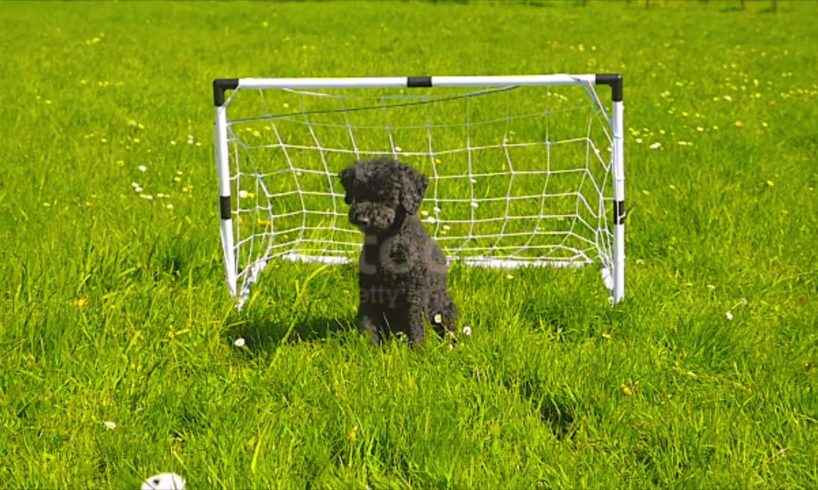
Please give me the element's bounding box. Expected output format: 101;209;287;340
339;158;458;346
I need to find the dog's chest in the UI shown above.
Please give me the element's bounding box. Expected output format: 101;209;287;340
361;236;412;274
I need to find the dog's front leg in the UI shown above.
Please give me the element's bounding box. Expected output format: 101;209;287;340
358;310;382;345
406;302;426;347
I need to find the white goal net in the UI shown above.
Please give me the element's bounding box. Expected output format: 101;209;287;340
213;75;625;306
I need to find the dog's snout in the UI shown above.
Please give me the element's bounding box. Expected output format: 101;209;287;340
351;213;370;226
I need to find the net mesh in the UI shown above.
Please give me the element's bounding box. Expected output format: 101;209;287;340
221;83;615;301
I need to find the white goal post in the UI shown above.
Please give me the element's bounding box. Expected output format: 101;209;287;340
212;74;625;307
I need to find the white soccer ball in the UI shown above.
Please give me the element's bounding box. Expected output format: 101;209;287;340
140;473;185;490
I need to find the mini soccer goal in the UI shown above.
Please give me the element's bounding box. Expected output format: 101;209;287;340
212;74;625;307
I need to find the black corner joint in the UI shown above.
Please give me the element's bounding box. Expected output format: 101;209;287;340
213;79;239;106
613;200;626;225
220;195;232;220
407;76;432;88
596;73;623;102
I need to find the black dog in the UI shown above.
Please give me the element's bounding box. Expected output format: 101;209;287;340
339;158;457;346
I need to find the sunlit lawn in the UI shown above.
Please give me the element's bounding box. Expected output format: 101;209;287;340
1;1;816;487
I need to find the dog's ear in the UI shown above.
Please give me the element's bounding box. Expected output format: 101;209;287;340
338;167;351;188
399;165;428;215
339;166;354;204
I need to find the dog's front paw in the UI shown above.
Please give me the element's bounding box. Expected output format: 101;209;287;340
358;313;382;345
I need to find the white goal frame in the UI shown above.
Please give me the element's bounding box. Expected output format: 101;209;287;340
212;74;626;305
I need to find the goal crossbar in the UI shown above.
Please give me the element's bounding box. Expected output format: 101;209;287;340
212;74;625;306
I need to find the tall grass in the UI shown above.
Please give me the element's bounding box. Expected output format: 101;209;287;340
1;1;816;487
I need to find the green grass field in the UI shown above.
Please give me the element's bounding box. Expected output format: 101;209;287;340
2;1;817;488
